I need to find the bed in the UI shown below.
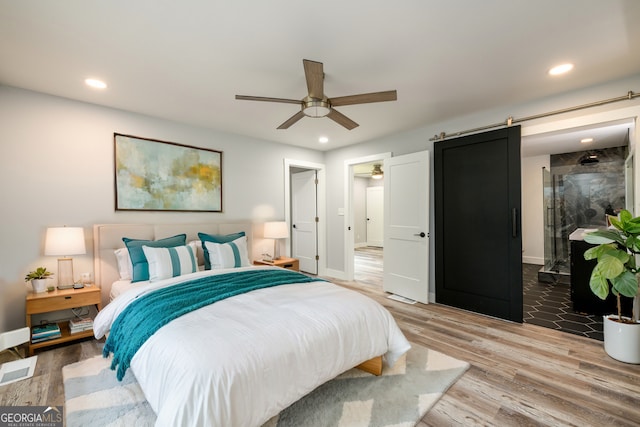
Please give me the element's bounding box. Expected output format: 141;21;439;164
92;223;411;427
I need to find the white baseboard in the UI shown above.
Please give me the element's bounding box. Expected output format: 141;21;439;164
354;242;367;249
324;268;347;280
523;256;544;265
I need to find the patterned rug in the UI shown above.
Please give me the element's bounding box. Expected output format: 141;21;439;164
63;343;469;427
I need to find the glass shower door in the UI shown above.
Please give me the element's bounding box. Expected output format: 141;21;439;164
542;167;555;272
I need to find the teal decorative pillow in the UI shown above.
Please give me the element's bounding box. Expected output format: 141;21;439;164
198;231;245;270
203;236;250;269
123;234;187;282
142;245;197;281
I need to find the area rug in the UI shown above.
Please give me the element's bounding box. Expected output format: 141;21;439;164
63;343;469;427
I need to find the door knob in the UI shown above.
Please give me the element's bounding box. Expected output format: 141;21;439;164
413;232;426;238
292;224;297;228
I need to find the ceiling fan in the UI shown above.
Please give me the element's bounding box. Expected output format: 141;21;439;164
235;59;397;130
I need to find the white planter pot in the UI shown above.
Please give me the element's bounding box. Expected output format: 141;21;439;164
603;315;640;364
31;278;48;293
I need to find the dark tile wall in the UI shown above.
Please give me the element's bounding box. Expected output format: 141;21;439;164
549;146;627;263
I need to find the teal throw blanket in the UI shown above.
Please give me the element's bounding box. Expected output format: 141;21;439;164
103;269;325;380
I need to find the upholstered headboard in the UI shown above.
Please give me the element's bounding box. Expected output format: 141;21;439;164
93;222;258;306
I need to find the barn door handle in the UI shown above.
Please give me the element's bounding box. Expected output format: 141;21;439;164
414;232;426;238
512;208;518;237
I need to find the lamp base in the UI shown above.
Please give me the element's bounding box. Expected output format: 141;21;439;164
56;257;75;290
273;241;281;260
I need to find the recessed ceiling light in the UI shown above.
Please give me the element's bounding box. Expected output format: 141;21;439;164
85;78;107;89
548;63;574;76
318;136;329;144
581;138;594;144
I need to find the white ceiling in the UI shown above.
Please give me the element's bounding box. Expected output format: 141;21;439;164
522;118;634;157
1;1;639;152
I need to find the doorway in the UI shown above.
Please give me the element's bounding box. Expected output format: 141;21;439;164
284;159;326;276
344;153;391;282
521;118;635;339
355;172;384;285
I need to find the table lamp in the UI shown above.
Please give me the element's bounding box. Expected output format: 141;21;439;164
44;226;86;289
264;221;289;260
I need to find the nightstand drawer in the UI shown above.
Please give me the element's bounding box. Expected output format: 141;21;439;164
253;257;300;271
279;260;299;271
26;288;101;314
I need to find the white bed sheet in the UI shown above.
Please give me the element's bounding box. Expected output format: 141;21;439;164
94;266;411;427
109;279;140;300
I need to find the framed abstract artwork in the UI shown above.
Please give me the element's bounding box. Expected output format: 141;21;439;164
114;133;222;212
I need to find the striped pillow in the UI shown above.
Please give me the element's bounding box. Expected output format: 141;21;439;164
142;245;197;282
204;236;250;269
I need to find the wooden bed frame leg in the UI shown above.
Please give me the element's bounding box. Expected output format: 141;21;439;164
356;355;383;376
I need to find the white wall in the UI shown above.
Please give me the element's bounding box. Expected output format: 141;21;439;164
0;85;323;331
521;155;550;265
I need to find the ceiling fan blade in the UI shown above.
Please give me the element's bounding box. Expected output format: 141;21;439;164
277;110;306;129
330;90;397;106
327;109;359;130
303;59;324;99
236;95;301;105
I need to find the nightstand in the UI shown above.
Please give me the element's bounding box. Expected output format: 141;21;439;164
253;257;300;271
25;286;102;355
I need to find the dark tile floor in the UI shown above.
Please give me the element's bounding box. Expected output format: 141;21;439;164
523;263;603;341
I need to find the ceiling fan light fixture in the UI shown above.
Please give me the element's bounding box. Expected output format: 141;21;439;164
371;164;383;180
303;98;331;118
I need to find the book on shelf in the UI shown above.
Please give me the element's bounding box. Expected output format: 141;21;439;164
32;332;62;343
32;323;60;338
69;317;93;328
69;317;93;334
69;325;93;334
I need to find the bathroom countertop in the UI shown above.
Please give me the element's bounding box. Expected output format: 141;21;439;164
569;228;600;241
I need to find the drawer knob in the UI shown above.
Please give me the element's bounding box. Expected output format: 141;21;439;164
65;296;71;300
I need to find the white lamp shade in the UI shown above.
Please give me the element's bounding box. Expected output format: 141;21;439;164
44;227;86;256
264;221;289;239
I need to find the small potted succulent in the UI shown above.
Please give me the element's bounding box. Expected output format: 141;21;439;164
25;267;54;293
584;209;640;364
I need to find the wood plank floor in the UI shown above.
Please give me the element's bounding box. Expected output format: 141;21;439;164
2;253;639;426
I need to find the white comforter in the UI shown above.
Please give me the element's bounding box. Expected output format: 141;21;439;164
94;266;411;427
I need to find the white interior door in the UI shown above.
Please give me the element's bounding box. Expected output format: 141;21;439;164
366;186;384;247
383;151;429;303
292;169;318;274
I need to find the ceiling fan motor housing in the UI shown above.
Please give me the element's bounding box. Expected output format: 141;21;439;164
303;97;331;118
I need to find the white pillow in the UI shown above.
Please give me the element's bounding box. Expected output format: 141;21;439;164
204;236;250;269
142;244;197;282
114;247;133;280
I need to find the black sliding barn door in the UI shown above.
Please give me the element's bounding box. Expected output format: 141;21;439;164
434;126;523;322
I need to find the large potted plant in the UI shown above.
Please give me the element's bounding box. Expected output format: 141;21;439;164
584;209;640;364
24;267;54;293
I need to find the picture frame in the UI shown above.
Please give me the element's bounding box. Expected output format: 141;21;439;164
114;133;222;212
